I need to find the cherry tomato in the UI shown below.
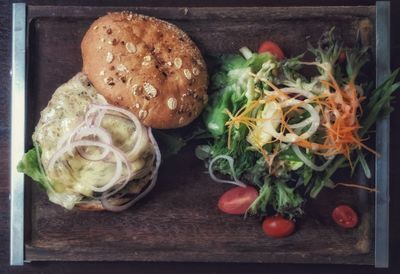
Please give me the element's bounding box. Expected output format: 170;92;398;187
262;215;295;238
338;51;346;63
332;205;358;228
218;186;258;215
258;41;285;60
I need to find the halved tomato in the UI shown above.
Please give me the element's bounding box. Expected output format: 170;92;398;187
332;205;358;228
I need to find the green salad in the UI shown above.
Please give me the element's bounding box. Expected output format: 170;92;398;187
196;29;399;219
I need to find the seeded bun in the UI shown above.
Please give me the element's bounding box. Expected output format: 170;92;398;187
81;12;208;129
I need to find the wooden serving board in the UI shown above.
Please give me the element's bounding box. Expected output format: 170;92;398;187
25;5;375;264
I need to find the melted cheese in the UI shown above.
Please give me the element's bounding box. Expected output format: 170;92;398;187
33;73;107;166
33;73;151;199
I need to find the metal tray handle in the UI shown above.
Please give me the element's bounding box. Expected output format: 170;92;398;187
375;1;391;268
10;2;27;266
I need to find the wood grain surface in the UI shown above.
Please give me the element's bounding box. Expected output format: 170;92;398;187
1;1;400;274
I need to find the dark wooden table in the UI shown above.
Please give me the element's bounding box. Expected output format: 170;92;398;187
1;0;400;273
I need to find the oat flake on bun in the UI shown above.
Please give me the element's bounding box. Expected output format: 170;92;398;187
81;11;209;129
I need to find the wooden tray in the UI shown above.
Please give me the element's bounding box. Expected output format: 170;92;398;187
10;3;391;266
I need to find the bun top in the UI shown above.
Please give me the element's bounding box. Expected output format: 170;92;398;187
81;12;208;129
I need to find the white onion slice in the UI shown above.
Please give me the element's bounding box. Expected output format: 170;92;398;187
47;140;131;193
84;106;99;126
88;107;146;160
100;152;155;200
280;98;314;108
88;104;142;133
46;102;158;211
208;155;246;187
75;126;113;161
93;109;106;127
89;104;145;160
266;99;320;142
98;111;147;161
239;46;253;60
288;117;313;129
126;124;148;161
292;144;334;171
101;128;161;212
298;103;320;139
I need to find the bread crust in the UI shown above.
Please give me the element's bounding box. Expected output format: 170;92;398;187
75;201;106;211
81;12;208;129
75;197;132;211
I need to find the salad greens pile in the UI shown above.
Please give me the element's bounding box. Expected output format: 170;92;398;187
196;29;399;218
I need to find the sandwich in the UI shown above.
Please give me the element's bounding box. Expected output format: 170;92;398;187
18;12;208;211
18;73;160;211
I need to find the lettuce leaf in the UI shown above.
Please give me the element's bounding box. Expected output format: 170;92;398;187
17;147;52;190
273;181;303;217
17;146;82;210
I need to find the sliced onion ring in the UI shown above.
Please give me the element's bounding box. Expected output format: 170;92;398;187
46;102;159;211
75;126;113;161
88;104;145;160
208;155;246;188
265;99;320;143
100;128;161;212
48;140;131;192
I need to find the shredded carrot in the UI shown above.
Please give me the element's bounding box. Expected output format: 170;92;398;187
321;81;377;160
320;79;336;90
224;62;377;170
